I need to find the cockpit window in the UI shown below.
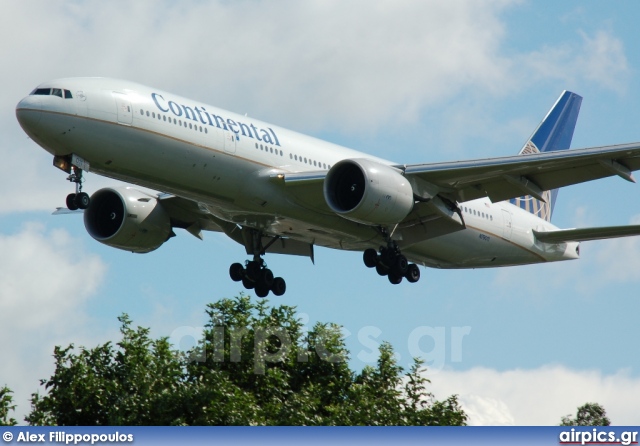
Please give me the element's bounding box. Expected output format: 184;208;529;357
32;88;51;95
30;87;74;99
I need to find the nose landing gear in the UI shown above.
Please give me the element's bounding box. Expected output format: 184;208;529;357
53;155;91;211
65;166;90;210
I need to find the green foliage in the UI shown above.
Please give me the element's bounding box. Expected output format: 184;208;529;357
26;315;186;426
560;402;611;426
0;386;17;426
27;295;467;426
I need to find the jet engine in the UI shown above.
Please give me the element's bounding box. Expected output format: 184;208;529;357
84;187;172;253
323;158;414;225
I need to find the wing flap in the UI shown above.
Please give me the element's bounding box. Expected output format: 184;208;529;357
533;224;640;243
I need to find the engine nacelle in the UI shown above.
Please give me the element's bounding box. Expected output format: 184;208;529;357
84;187;172;253
323;158;414;225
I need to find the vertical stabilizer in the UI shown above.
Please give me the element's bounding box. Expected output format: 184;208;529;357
509;91;582;221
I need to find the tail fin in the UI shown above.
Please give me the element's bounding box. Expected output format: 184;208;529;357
509;90;582;222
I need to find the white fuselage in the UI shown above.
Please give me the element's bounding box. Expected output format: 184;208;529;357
16;77;580;268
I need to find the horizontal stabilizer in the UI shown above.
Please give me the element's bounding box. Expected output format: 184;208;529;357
534;224;640;243
52;207;84;215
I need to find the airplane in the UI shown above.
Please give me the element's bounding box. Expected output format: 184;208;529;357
15;77;640;297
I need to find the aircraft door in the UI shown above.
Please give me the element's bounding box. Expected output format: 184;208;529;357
113;92;133;125
74;90;88;117
224;130;237;153
501;209;512;240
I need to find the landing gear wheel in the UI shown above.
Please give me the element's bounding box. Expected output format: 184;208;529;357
379;247;393;266
75;192;90;209
260;268;275;289
393;255;409;276
66;193;78;211
388;272;403;285
405;264;420;283
255;284;270;298
363;248;378;268
376;262;389;276
242;277;255;290
245;261;261;281
229;263;245;282
271;277;286;296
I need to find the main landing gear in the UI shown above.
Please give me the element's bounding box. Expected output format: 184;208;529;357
229;229;286;298
229;257;286;298
65;166;91;211
363;244;420;285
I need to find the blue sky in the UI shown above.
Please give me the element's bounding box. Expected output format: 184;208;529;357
2;1;640;425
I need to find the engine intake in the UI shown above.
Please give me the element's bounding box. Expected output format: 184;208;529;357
324;159;414;225
84;187;172;253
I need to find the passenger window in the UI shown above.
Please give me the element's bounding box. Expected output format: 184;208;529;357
51;88;63;98
146;111;150;117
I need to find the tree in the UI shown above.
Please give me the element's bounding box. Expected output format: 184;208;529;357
0;386;17;426
27;294;467;426
560;402;611;426
26;315;187;426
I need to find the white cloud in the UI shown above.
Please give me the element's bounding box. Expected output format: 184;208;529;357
2;1;629;132
429;365;640;425
0;1;633;213
0;223;107;423
576;30;629;93
515;29;629;94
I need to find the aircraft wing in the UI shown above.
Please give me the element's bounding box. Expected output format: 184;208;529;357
533;224;640;243
402;142;640;203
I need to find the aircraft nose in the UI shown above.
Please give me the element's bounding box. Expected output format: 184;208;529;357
15;95;42;133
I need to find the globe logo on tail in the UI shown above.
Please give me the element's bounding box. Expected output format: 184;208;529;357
510;141;553;222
